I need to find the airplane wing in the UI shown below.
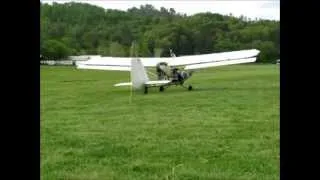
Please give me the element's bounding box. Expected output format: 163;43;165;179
76;57;131;71
76;49;260;71
175;49;259;70
183;57;256;70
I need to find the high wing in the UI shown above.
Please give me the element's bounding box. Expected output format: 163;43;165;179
76;49;260;71
183;57;256;70
76;57;131;71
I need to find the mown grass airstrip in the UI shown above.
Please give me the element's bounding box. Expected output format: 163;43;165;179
41;64;279;180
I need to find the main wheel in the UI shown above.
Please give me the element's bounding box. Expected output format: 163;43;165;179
159;86;164;92
144;86;148;94
188;85;193;91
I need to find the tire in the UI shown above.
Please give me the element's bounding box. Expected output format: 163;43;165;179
188;85;193;91
144;87;148;94
159;86;164;92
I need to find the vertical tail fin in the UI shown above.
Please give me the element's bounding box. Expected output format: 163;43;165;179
131;58;149;89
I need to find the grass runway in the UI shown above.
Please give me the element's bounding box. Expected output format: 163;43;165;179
41;64;279;180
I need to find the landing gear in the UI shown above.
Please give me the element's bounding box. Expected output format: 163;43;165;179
159;86;164;92
144;86;148;94
181;84;193;91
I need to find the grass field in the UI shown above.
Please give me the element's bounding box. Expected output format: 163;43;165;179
41;64;279;180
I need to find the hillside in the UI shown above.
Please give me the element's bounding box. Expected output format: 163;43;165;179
40;2;280;63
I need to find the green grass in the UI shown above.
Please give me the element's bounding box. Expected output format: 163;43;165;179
41;64;279;180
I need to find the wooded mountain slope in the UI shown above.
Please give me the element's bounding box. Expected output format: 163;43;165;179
40;2;280;63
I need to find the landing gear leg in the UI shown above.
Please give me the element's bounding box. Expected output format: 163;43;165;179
144;86;148;94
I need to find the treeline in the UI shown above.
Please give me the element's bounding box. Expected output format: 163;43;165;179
40;2;280;63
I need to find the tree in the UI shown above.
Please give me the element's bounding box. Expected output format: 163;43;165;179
154;48;163;57
40;2;280;63
41;40;71;60
109;42;127;57
252;40;278;63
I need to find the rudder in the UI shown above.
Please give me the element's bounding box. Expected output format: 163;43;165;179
131;58;149;89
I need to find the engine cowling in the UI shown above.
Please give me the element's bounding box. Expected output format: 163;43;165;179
156;62;170;80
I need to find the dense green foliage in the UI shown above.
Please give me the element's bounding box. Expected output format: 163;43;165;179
40;2;280;62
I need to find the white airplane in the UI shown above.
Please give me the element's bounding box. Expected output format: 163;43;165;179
76;49;260;94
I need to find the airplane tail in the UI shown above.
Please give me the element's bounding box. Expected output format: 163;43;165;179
130;58;149;89
114;58;149;89
114;58;170;90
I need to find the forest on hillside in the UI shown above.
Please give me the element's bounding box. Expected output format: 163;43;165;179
40;2;280;63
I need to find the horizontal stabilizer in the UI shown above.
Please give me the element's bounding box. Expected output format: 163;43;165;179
114;82;132;87
145;80;171;86
114;80;170;87
145;80;171;85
